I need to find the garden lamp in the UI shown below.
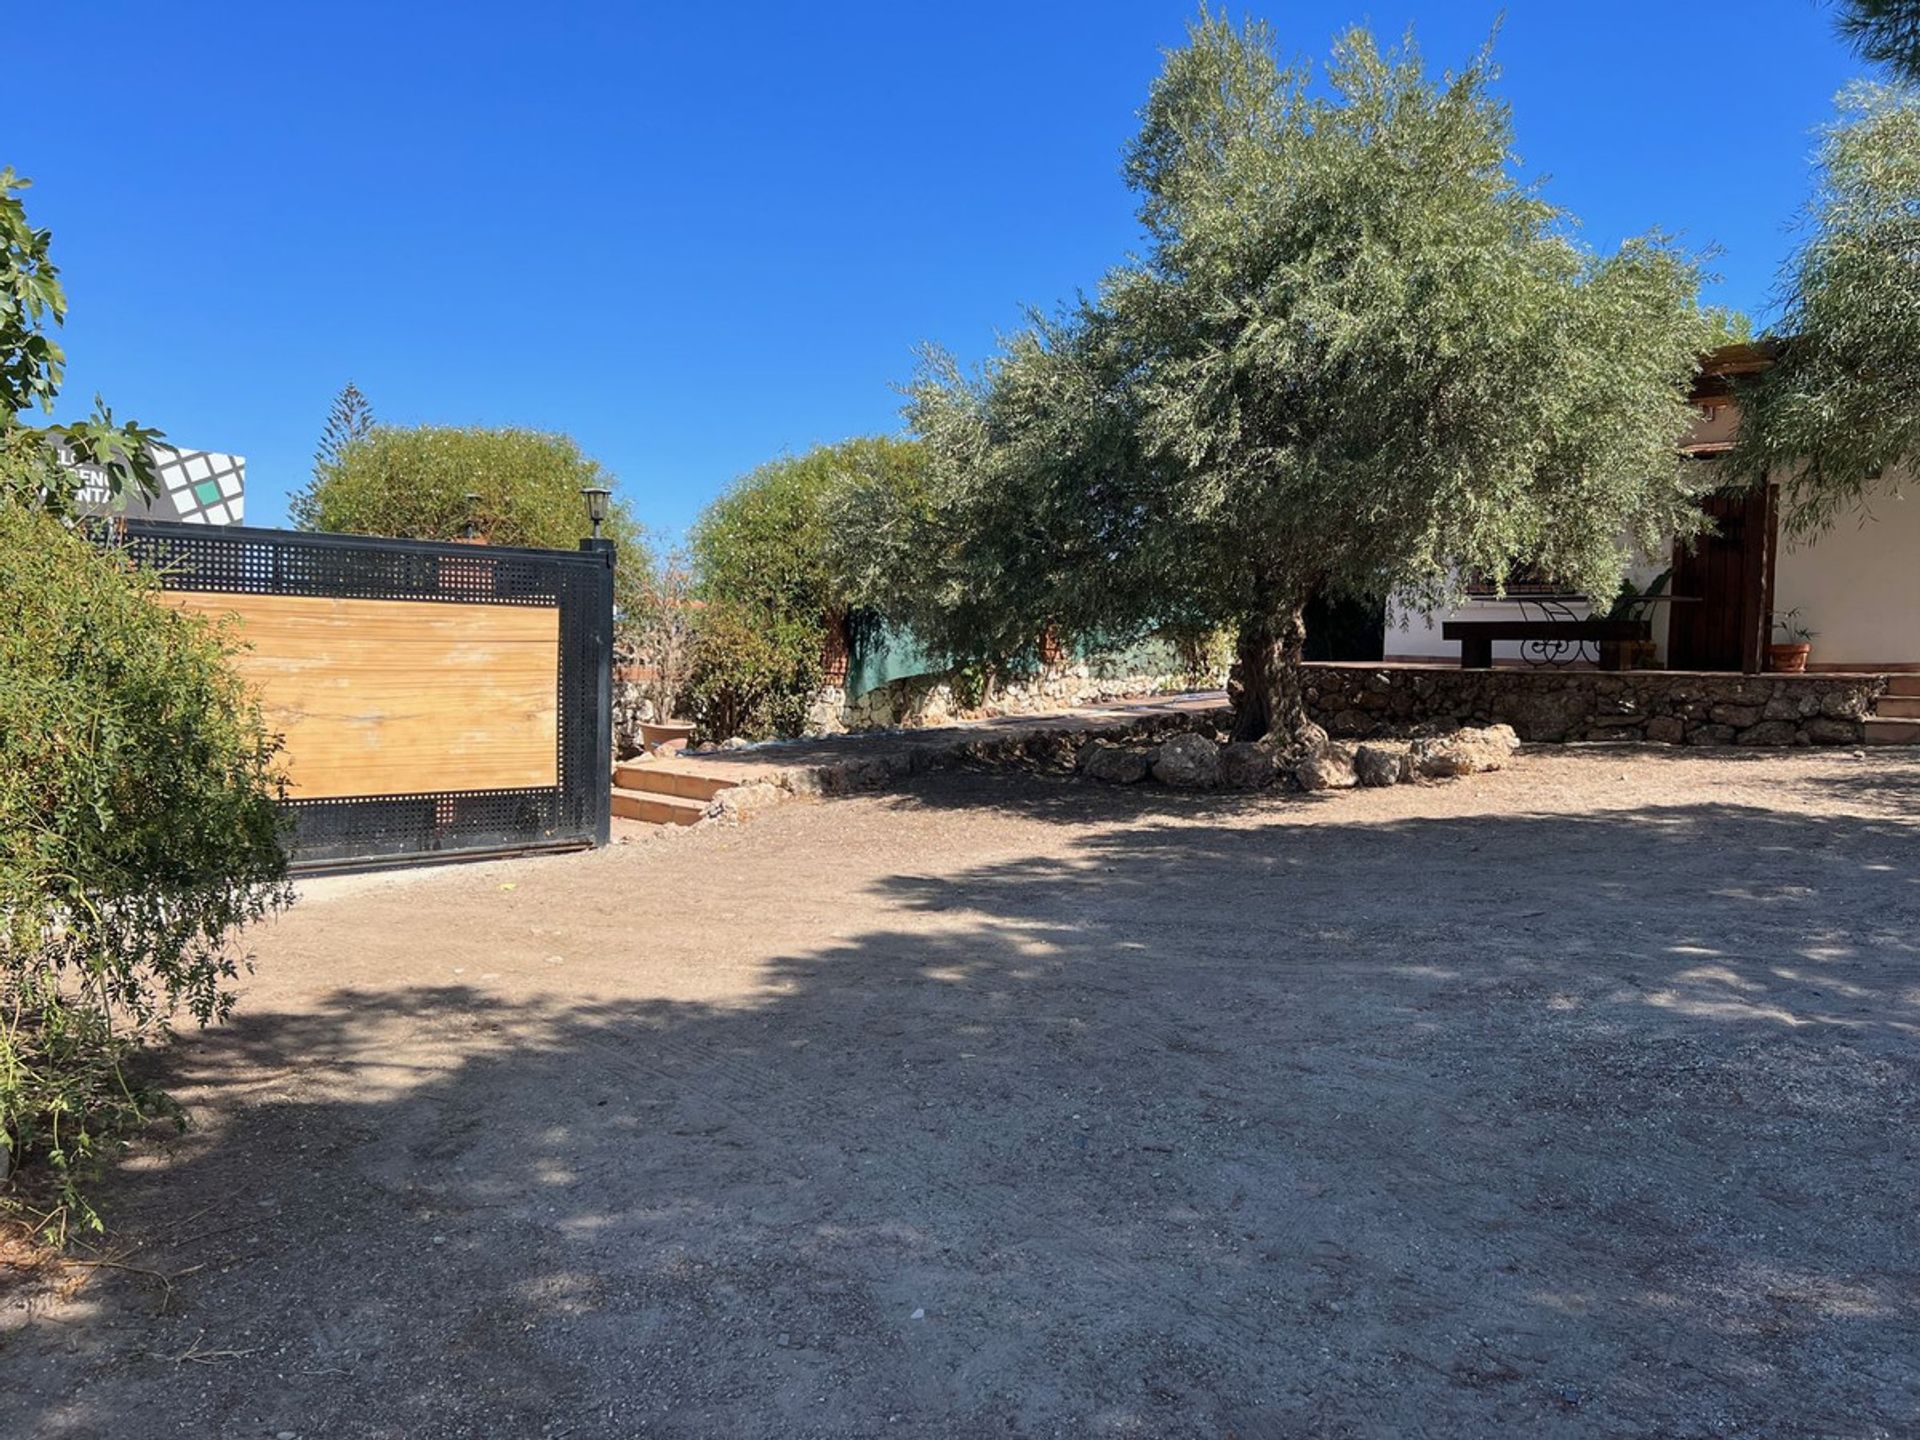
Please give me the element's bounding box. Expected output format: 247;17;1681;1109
581;485;611;540
461;492;482;541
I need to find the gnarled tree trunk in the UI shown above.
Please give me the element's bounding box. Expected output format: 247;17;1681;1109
1230;603;1319;751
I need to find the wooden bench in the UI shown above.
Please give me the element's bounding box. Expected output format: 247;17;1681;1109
1440;618;1651;670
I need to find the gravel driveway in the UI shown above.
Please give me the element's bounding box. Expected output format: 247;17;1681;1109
4;748;1918;1438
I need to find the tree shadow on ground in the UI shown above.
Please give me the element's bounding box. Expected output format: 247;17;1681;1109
5;792;1918;1439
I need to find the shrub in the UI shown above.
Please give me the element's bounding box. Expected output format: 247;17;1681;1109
289;424;651;617
682;602;821;743
689;438;922;739
0;502;290;1234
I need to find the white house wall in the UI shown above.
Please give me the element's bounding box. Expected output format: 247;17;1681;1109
1775;475;1918;670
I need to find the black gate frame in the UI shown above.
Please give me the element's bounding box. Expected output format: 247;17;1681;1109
118;521;614;870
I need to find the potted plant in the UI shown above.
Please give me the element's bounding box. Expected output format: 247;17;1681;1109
1598;569;1670;670
1767;609;1816;673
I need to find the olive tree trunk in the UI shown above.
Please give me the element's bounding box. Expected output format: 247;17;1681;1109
1230;604;1318;750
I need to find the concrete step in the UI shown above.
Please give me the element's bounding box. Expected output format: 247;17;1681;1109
609;788;708;826
612;761;738;802
1861;716;1920;746
1884;674;1920;698
1874;695;1920;719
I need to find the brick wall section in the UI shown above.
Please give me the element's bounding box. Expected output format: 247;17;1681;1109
1303;664;1888;746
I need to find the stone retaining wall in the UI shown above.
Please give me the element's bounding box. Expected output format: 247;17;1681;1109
1303;665;1887;747
824;660;1225;735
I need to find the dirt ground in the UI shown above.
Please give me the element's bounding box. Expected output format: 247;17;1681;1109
4;747;1918;1439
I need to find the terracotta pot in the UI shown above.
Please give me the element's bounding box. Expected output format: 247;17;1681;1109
1766;643;1811;674
639;719;696;753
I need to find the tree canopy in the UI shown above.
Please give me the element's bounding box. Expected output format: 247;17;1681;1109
683;436;921;740
310;380;373;486
290;423;649;611
1729;84;1920;533
859;17;1717;743
1837;0;1920;82
1;167;157;513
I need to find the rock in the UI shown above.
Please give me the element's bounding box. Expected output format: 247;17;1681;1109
705;782;788;824
1498;690;1588;742
1710;703;1764;729
1734;719;1799;747
1218;741;1279;790
1687;723;1737;746
1410;725;1520;778
1763;691;1818;721
1353;742;1410;787
1645;715;1686;745
1078;740;1151;785
719;735;752;751
1151;733;1222;788
1803;717;1859;745
1294;743;1358;791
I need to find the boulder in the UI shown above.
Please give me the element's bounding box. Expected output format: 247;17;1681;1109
1218;741;1280;790
1710;703;1764;729
1294;743;1358;791
1734;719;1799;747
1078;741;1151;785
1410;724;1520;778
704;782;788;824
1151;732;1222;788
1686;723;1737;747
1353;742;1410;787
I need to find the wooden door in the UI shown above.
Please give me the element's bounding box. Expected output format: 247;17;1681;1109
1669;486;1776;672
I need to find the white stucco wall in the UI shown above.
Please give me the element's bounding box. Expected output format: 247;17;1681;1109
1775;476;1919;669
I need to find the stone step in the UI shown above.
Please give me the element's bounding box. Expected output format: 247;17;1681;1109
612;761;738;802
1861;716;1920;746
1884;674;1920;698
1874;695;1920;719
609;788;708;826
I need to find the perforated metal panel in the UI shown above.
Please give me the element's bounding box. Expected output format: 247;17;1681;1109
116;521;614;870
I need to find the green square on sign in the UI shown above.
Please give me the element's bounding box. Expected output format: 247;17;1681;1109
193;481;223;506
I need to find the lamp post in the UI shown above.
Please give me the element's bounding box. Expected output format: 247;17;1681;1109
461;492;483;542
580;485;611;541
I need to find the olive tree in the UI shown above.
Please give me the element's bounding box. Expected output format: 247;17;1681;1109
1729;84;1920;533
870;18;1716;746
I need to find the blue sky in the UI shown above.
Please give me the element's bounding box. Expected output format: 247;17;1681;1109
16;2;1862;539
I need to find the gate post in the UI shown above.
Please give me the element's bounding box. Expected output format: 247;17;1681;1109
580;537;617;846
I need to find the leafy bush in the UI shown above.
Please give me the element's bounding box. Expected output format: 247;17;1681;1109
688;438;921;739
0;502;289;1233
290;423;651;616
682;601;821;743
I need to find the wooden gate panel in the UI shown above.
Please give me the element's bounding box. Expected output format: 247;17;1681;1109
161;593;560;798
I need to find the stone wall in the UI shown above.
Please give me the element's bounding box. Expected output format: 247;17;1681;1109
1303;664;1887;747
831;660;1225;735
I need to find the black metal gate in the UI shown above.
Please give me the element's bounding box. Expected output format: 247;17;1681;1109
119;521;614;870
